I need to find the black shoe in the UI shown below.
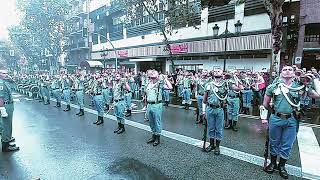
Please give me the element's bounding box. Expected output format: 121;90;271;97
117;123;125;134
44;101;49;105
213;140;221;155
64;105;71;111
264;155;278;174
153;135;160;146
204;138;215;152
2;142;20;152
165;101;169;106
55;102;60;107
185;104;189;110
147;134;156;144
105;104;110;111
78;109;84;116
93;117;100;124
278;158;288;179
76;111;81;115
232;121;238;132
114;123;121;133
9;137;15;143
96;116;104;125
125;110;132;117
196;115;203;124
225;120;233;129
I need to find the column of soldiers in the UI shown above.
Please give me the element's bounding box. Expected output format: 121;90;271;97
6;66;320;180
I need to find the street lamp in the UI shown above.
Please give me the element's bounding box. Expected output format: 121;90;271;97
100;46;108;68
212;24;220;37
234;20;243;34
95;27;119;71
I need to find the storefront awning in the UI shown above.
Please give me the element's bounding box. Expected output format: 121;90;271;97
129;58;156;62
80;60;103;68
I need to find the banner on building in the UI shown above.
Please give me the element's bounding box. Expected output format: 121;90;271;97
170;43;188;54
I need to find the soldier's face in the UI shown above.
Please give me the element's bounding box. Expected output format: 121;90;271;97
281;66;294;78
0;69;8;79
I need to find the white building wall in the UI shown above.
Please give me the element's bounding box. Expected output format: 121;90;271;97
165;56;271;72
92;14;271;51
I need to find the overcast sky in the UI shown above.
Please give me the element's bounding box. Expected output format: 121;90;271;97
0;1;21;41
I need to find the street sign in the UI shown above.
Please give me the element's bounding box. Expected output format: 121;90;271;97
295;57;302;64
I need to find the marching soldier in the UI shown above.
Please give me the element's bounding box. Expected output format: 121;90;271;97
162;73;173;106
74;73;85;116
89;73;105;125
176;72;184;101
102;73;112;112
145;70;172;146
112;73;131;134
241;72;253;114
225;72;242;131
42;74;51;105
182;71;193;110
0;64;20;152
51;75;62;108
195;70;209;124
62;75;72;111
262;66;320;179
202;69;227;155
124;73;133;117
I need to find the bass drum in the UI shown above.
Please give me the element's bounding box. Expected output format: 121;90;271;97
30;85;40;93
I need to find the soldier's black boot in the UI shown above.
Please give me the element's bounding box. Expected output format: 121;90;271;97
117;123;125;134
114;123;121;133
214;140;221;155
232;121;238;132
196;115;203;124
147;134;156;144
205;138;215;152
96;116;104;125
278;157;289;179
2;142;20;152
225;120;233;129
264;155;278;174
55;102;60;107
76;110;81;115
78;109;84;116
93;116;100;124
105;104;110;111
165;101;169;106
64;105;71;111
125;110;132;117
153;135;160;146
44;100;49;105
185;104;189;110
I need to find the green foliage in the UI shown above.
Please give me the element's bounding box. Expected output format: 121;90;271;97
9;0;70;66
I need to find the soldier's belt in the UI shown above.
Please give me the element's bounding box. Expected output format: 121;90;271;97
114;98;124;102
4;101;13;105
147;101;162;104
76;89;84;91
273;112;292;119
228;95;238;98
198;93;204;96
93;93;102;96
208;103;221;109
52;88;59;90
184;87;190;89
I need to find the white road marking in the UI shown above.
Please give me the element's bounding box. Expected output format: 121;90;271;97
13;99;20;102
43;98;303;178
297;126;320;180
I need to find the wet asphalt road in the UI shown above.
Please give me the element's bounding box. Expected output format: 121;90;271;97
0;94;308;180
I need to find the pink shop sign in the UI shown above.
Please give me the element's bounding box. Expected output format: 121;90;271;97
170;43;188;54
117;50;128;57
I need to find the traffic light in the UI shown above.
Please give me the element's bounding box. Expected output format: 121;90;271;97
82;27;88;37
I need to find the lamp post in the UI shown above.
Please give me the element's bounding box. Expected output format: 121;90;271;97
100;46;108;69
94;28;119;71
214;20;242;71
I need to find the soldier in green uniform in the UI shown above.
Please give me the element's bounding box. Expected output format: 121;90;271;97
263;66;320;179
195;70;209;124
62;75;71;111
112;73;131;134
0;64;20;152
182;72;193;110
145;70;172;146
102;74;112;112
91;73;105;125
202;69;228;155
52;75;62;108
124;73;134;117
42;74;51;105
74;73;85;116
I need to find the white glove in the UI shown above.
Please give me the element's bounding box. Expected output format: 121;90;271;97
0;107;8;118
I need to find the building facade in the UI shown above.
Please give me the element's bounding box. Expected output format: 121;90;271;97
87;0;273;73
296;0;320;69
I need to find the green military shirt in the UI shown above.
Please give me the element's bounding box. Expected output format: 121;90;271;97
196;78;208;95
183;77;191;88
146;80;164;102
205;80;227;106
265;79;303;114
0;79;13;103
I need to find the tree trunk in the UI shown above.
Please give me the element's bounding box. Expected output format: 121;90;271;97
264;0;285;73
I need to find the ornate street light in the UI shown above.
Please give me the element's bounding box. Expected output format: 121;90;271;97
212;24;220;37
234;20;243;34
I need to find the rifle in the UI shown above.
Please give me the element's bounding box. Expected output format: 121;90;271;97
202;115;207;151
263;109;271;169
